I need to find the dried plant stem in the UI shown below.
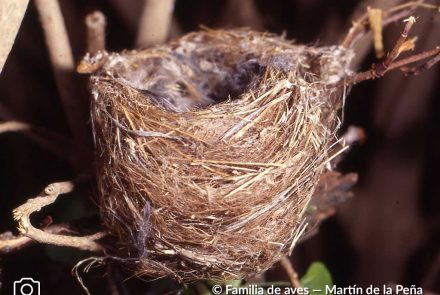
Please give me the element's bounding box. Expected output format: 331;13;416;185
136;0;175;48
0;0;29;74
280;256;301;289
0;121;30;133
13;180;105;252
341;1;437;48
34;0;87;146
345;46;440;85
400;50;440;75
85;11;106;55
342;16;440;86
0;224;75;254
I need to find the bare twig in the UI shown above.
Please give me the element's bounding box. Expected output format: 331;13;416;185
0;121;30;133
280;256;301;288
34;0;87;146
344;46;440;85
136;0;175;48
0;224;75;254
341;16;440;86
400;51;440;75
0;0;29;74
13;180;105;251
341;1;438;48
85;11;106;55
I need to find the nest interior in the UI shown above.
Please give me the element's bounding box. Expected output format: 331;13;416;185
90;29;353;281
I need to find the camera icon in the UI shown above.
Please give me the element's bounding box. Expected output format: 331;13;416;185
13;278;40;295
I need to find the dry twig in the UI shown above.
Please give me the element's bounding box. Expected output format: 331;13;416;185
342;17;440;85
341;1;437;49
85;11;106;55
136;0;175;47
12;180;105;252
280;256;301;289
0;0;29;73
0;224;76;254
34;0;87;146
0;121;30;133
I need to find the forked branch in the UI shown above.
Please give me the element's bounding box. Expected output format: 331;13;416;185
12;180;105;252
341;17;440;86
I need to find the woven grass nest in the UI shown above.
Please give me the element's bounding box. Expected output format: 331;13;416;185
90;29;353;281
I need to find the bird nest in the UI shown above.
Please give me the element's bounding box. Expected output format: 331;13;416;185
90;29;353;281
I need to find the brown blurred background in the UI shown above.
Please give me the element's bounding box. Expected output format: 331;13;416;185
0;0;439;294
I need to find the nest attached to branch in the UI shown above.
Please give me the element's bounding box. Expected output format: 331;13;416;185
90;29;353;281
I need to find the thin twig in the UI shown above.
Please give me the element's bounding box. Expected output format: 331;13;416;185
400;51;440;75
0;224;75;254
341;17;440;86
136;0;175;48
343;46;440;85
341;1;437;48
280;256;301;289
85;11;106;55
13;180;105;251
0;121;30;133
0;0;29;74
34;0;88;146
377;16;417;75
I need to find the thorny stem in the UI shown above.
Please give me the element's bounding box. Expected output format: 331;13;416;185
280;256;301;289
12;180;105;252
34;0;88;147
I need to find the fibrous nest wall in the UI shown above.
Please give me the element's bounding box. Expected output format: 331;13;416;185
90;29;353;281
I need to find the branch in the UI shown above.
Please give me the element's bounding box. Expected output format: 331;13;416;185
0;224;75;254
280;256;301;289
77;12;108;74
0;121;30;133
341;1;438;48
85;11;106;55
0;0;29;74
34;0;88;146
340;15;440;86
136;0;175;48
344;46;440;85
399;50;440;76
12;180;105;252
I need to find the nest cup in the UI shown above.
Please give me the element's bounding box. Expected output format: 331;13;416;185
90;29;353;281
